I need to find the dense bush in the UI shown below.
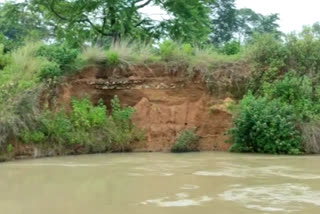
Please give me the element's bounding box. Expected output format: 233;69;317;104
0;44;10;69
37;43;79;75
39;62;61;80
21;96;142;152
159;40;177;61
108;96;143;151
263;72;320;120
229;93;302;155
0;43;47;146
171;129;199;153
286;28;320;78
246;34;288;92
222;41;241;55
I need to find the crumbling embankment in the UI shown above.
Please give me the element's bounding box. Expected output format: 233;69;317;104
49;64;233;152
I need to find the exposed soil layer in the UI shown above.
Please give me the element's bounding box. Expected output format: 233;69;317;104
51;65;233;152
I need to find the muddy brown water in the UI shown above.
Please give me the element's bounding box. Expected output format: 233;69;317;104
0;152;319;214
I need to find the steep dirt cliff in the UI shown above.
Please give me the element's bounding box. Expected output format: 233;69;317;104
49;64;233;152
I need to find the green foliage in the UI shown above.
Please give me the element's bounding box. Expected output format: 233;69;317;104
246;34;288;92
181;43;193;56
71;98;107;129
6;144;13;153
106;51;120;65
0;2;49;51
158;41;195;62
229;93;302;155
211;0;238;45
22;131;46;144
286;28;320;80
236;8;281;42
37;43;79;74
171;129;199;153
20;96;141;152
0;44;10;69
39;62;61;80
109;96;142;151
263;72;320;120
32;0;214;45
222;41;241;55
159;40;178;61
0;43;48;147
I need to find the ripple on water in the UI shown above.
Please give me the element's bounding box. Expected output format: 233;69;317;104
180;184;200;190
220;183;320;212
141;193;213;207
193;164;320;180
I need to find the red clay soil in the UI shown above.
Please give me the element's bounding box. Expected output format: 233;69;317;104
52;64;233;152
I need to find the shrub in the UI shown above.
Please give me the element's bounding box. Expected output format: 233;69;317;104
108;95;142;151
20;96;142;152
246;34;288;92
286;28;320;78
6;144;13;153
229;93;302;155
0;43;47;147
71;98;107;129
222;41;241;55
106;51;120;65
159;40;178;61
39;62;61;80
37;43;79;73
22;131;46;144
263;72;320;120
0;44;10;69
181;43;193;56
171;129;199;153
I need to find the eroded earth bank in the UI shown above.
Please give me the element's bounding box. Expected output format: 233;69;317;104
47;65;233;153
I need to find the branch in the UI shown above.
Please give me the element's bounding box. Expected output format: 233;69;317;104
136;0;153;9
47;1;112;37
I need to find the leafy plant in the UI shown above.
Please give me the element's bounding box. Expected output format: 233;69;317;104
0;44;10;69
263;71;320;120
39;62;61;80
222;41;241;55
181;43;193;56
71;98;107;129
37;43;79;73
229;93;302;155
159;40;178;61
171;129;199;153
108;96;141;151
106;51;120;65
6;144;13;153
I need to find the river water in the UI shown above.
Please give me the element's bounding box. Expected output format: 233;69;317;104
0;152;319;214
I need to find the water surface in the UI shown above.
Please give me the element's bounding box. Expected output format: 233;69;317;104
0;152;319;214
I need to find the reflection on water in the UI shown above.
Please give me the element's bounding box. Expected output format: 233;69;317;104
0;152;319;214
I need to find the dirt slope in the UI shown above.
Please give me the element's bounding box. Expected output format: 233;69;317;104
53;65;233;152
